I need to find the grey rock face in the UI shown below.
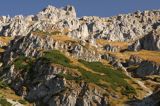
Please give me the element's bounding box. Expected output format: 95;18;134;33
128;40;141;51
79;10;160;42
130;89;160;106
135;61;160;77
128;55;143;66
104;44;120;52
1;56;108;106
127;55;160;77
129;27;160;51
101;54;117;62
0;5;78;37
68;23;89;40
0;6;160;45
0;15;31;37
35;5;76;22
2;33;101;65
1;5;160;106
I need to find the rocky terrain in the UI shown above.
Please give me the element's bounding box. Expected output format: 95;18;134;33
0;5;159;106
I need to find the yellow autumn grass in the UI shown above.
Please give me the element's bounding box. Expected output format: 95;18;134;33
0;36;12;46
51;35;73;41
125;50;160;63
96;39;129;48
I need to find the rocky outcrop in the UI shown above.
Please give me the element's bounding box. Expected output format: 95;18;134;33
1;56;108;106
127;55;160;77
101;53;124;68
101;53;117;62
1;4;160;106
104;44;120;52
80;10;160;42
128;55;143;65
2;33;101;65
0;5;160;43
135;61;160;77
128;26;160;51
129;89;160;106
34;5;76;22
68;23;89;40
0;5;78;37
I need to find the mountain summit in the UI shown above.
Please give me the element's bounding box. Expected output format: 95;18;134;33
0;5;159;106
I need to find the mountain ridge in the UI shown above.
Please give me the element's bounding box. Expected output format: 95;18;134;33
0;5;159;106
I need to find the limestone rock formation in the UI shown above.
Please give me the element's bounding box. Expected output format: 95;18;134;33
0;5;160;106
135;61;160;77
129;26;160;51
129;89;160;106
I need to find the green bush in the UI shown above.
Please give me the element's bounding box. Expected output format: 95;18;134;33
13;56;26;70
121;85;136;95
0;81;8;89
0;97;12;106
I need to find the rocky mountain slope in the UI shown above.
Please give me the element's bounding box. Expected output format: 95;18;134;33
0;5;160;106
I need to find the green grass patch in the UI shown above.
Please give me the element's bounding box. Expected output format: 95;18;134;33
57;72;82;82
42;50;73;68
78;59;127;78
78;59;136;94
33;29;61;36
12;50;136;95
13;55;34;71
77;67;100;84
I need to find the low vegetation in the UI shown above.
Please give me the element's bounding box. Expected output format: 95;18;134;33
78;59;136;94
12;50;136;96
0;81;8;89
0;97;11;106
96;39;129;48
42;50;73;68
0;85;32;106
0;36;13;46
13;55;34;71
57;72;82;82
32;29;62;36
124;50;160;63
41;50;136;94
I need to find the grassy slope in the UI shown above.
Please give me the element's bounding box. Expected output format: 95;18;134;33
41;50;136;95
14;49;136;94
12;49;142;105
